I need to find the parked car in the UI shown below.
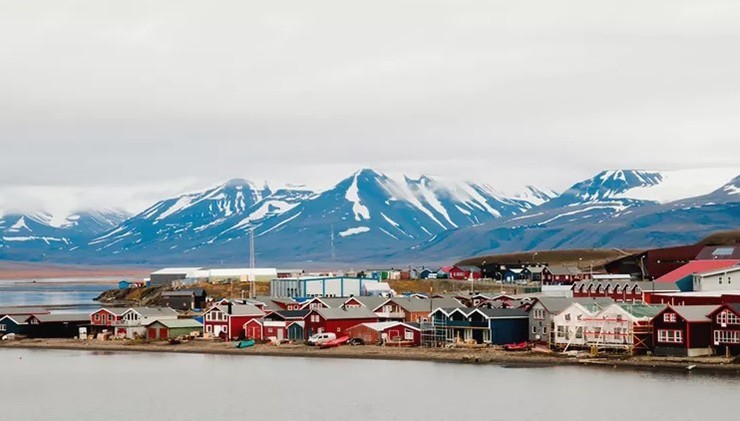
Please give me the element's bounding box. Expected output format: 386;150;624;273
307;332;337;346
348;337;365;346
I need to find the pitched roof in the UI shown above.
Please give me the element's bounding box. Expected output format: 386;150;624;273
145;319;203;329
212;304;265;317
0;314;32;324
694;266;740;278
667;305;717;323
546;265;583;276
317;297;350;308
97;307;129;316
457;265;481;272
349;296;389;309
696;245;740;260
127;307;179;318
351;321;420;332
386;297;462;312
314;307;377;320
656;260;740;283
273;309;310;319
616;303;665;319
162;288;205;297
534;297;614;314
32;313;90;323
476;308;529;319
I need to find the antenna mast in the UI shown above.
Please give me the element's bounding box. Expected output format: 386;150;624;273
330;224;335;262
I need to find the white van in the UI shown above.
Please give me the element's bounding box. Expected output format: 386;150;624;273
307;332;336;345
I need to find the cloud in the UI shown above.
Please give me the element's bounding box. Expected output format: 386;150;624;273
0;1;738;213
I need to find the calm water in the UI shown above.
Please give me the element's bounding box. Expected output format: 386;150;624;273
0;349;737;421
0;278;115;310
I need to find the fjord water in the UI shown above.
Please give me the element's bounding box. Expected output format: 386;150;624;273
0;278;113;309
1;349;737;421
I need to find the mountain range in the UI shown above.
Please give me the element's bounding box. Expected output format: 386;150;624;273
0;168;737;266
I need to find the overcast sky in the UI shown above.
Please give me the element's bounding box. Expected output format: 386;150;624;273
1;1;739;215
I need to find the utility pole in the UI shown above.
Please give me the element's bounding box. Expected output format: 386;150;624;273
249;228;256;299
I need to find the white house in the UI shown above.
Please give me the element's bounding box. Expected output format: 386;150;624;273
114;307;179;338
693;266;740;292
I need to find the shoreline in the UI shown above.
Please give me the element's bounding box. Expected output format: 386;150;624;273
3;339;739;375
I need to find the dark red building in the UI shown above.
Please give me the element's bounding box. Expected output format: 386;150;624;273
572;280;678;302
708;303;740;356
605;245;704;280
651;305;716;357
305;307;378;338
202;303;265;340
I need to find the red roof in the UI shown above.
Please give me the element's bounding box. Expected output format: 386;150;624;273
656;260;740;283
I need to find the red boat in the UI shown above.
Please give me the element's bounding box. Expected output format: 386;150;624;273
318;336;350;349
504;342;529;351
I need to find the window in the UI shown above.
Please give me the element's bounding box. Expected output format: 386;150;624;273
565;313;571;321
663;313;677;323
575;326;583;339
717;310;740;325
542;326;548;334
714;330;740;344
557;326;566;338
657;329;683;344
533;308;546;320
404;329;414;340
0;324;5;331
532;326;537;334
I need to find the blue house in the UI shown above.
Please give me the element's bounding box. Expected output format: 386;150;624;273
429;307;529;345
118;280;132;289
0;314;31;336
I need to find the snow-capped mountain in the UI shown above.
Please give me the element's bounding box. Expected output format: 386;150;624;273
404;169;740;262
0;209;128;259
1;167;736;265
85;179;313;258
80;169;541;263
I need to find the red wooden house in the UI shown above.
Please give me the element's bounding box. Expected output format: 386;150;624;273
261;310;309;341
443;265;482;281
202;303;264;340
345;322;421;346
89;308;127;328
651;305;716;357
708;303;740;356
305;307;378;338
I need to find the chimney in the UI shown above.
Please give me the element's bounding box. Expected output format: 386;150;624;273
227;302;233;315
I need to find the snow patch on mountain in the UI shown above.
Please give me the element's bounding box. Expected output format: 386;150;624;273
613;168;738;203
346;172;371;221
339;226;370;237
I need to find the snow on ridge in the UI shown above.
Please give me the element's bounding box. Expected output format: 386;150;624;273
9;216;31;232
345;173;371;221
614;168;739;203
339;226;370;237
156;195;196;221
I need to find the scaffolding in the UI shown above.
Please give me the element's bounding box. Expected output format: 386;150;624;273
421;318;448;347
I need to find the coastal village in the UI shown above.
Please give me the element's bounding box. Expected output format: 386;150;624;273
2;241;740;365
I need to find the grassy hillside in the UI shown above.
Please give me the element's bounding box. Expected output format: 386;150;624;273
698;229;740;245
456;248;635;271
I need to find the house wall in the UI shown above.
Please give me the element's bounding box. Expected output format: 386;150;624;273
307;316;378;337
162;296;193;310
345;324;381;344
528;302;551;343
490;319;529;345
694;271;739;292
90;310;120;326
710;307;740;356
383;326;421;345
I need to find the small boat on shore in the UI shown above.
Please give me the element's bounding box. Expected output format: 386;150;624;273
235;339;256;349
318;336;349;349
504;342;529;351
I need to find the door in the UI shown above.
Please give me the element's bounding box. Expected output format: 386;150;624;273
147;328;157;339
159;328;168;339
277;328;284;341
